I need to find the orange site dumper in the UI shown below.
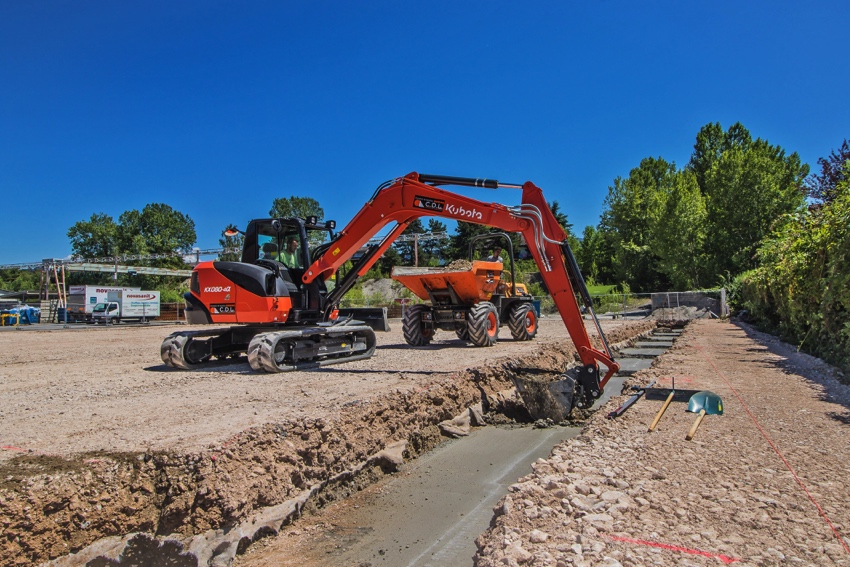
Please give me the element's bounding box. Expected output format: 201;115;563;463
391;260;538;348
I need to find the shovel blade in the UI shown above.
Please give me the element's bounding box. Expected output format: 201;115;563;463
687;390;724;415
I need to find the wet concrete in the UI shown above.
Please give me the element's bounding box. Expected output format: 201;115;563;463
314;330;674;566
270;376;629;567
633;340;673;348
240;330;672;566
285;425;582;567
619;347;668;358
615;357;654;375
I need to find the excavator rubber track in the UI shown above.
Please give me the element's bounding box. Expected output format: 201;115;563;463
160;324;377;372
246;325;376;373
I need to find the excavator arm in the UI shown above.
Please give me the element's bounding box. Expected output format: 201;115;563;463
305;172;619;409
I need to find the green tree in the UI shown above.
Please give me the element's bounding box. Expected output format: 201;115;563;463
269;196;327;247
736;163;850;371
598;157;677;291
116;204;196;258
548;200;574;238
576;225;605;284
688;121;753;189
269;196;324;220
421;219;449;265
67;204;196;289
67;213;119;259
0;268;41;292
394;219;427;265
375;246;402;276
653;171;709;289
685;122;808;278
701;141;808;276
805;139;849;205
448;221;494;259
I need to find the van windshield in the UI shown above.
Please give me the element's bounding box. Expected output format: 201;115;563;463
93;303;108;312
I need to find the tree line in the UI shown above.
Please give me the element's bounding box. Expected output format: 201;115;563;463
3;123;848;373
735;140;850;372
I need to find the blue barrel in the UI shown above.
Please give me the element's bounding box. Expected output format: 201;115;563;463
532;299;541;317
57;307;69;323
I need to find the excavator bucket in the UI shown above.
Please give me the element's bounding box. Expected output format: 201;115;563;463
511;374;576;422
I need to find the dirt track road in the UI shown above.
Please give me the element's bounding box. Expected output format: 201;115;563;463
0;317;623;461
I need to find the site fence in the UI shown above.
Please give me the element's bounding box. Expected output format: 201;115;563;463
8;290;727;325
158;302;187;321
580;289;728;320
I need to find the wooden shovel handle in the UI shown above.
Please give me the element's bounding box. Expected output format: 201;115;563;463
686;409;707;440
648;391;675;432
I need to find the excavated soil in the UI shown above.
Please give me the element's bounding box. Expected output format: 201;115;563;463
0;317;651;566
474;319;850;566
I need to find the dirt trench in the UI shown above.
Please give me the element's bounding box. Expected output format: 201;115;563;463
0;320;656;566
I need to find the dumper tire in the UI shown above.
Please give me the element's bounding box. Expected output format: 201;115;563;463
468;302;499;347
403;305;434;346
508;302;537;341
455;324;470;341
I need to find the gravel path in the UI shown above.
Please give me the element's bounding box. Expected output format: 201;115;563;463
474;319;850;566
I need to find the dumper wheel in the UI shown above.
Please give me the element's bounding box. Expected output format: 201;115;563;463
455;324;470;341
403;305;434;346
508;302;538;341
468;302;499;347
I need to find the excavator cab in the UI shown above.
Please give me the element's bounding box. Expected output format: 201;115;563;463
240;217;335;315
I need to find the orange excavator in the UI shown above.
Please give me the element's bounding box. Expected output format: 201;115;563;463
160;172;618;410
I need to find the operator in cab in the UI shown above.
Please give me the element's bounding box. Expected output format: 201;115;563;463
279;237;302;268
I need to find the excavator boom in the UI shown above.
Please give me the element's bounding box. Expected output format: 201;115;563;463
306;172;618;408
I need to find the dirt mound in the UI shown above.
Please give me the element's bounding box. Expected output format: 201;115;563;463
445;259;473;271
360;278;399;300
652;305;716;320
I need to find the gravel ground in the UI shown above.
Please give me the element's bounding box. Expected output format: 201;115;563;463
0;317;624;461
6;317;845;567
0;315;646;565
474;319;850;567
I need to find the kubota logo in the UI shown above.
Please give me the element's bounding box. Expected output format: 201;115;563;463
445;203;483;220
204;286;232;293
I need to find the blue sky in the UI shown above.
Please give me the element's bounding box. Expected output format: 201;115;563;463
2;1;848;265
